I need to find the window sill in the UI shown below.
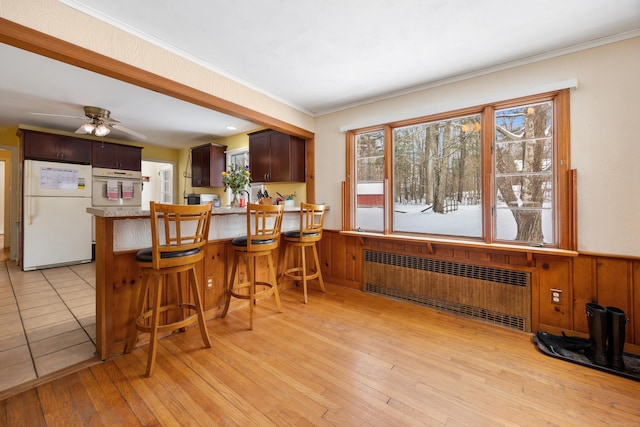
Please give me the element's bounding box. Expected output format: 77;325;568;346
339;230;578;259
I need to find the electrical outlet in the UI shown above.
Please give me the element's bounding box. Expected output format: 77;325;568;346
550;288;562;304
207;277;213;289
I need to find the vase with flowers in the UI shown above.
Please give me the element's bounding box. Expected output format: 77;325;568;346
221;164;251;207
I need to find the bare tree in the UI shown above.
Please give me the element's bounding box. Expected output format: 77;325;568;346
394;117;481;213
356;131;384;182
495;102;552;243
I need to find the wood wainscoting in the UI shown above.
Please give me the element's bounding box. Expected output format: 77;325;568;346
317;230;640;351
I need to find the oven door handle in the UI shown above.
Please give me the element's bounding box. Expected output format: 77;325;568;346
92;177;141;182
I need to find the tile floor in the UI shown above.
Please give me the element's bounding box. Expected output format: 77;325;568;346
0;260;97;393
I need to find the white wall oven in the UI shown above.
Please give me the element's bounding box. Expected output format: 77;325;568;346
92;167;143;207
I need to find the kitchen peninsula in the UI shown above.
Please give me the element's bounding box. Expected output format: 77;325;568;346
88;205;308;360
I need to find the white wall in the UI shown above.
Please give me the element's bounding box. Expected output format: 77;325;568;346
314;37;640;257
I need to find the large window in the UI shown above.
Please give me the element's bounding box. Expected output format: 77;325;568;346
348;90;572;248
393;114;482;238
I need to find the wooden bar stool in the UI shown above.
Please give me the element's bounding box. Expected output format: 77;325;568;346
280;203;326;304
125;201;212;377
221;203;284;330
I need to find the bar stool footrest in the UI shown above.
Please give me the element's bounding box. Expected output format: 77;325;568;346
230;281;277;301
135;303;200;334
284;267;320;282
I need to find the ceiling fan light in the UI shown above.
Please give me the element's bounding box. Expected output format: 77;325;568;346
94;124;110;137
80;122;95;133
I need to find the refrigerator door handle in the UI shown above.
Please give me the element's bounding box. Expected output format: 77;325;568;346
25;161;32;225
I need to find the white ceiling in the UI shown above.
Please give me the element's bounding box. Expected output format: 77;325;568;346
1;0;639;148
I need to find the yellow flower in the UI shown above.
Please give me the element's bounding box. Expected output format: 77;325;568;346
222;164;251;193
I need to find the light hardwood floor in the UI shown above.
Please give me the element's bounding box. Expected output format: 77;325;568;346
1;282;639;426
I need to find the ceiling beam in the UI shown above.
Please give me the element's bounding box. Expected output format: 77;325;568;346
0;18;314;140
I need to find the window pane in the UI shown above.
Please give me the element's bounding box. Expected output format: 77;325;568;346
393;115;482;237
355;131;384;231
226;150;250;205
494;101;554;244
159;167;173;204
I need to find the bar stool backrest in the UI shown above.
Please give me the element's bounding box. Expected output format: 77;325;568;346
299;203;326;243
245;203;284;252
150;201;212;269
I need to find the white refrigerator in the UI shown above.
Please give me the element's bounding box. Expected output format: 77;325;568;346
22;160;92;271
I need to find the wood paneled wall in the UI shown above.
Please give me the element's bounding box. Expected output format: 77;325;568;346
317;230;640;351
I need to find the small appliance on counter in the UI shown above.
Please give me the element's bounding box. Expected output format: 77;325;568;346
199;194;220;208
186;193;200;205
186;193;220;207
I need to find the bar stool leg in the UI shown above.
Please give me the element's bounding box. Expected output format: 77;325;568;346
221;253;239;318
279;240;291;283
246;256;255;330
301;245;308;304
312;243;326;293
188;267;211;348
268;253;283;312
174;272;187;332
146;275;164;378
125;273;150;353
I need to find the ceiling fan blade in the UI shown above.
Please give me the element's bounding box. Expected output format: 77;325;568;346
112;123;147;140
30;112;85;120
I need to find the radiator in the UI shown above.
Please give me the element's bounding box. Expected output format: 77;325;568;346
363;250;531;331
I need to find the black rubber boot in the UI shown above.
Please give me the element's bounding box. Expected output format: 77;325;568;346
606;306;627;371
585;303;608;366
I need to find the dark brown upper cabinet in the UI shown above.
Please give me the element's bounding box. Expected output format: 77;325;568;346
92;141;142;171
191;143;227;187
21;129;91;164
248;129;305;183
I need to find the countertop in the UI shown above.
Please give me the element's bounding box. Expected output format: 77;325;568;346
87;205;304;217
89;205;319;251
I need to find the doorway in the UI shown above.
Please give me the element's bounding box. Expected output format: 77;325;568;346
0;146;15;261
141;160;175;209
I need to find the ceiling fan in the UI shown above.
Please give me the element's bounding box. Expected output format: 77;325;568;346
30;106;147;140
